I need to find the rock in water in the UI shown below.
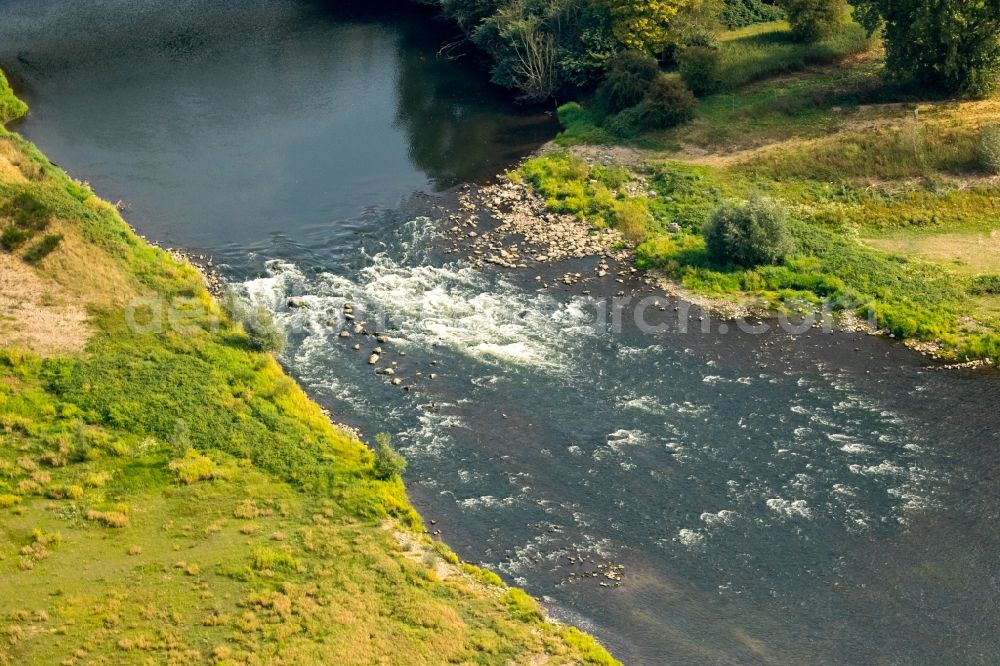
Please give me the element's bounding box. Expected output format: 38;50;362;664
368;354;380;365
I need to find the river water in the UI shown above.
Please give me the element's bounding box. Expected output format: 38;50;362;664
2;2;998;664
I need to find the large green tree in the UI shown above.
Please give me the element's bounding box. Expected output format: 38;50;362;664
603;0;691;55
778;0;848;42
854;0;1000;97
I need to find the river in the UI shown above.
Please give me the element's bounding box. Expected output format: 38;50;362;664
2;1;998;663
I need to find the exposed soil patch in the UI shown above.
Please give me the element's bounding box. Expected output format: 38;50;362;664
863;230;1000;274
0;252;92;355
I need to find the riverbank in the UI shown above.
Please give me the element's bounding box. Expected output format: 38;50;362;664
444;155;997;370
447;26;1000;368
0;76;617;664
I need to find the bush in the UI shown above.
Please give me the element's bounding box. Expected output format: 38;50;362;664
703;195;793;266
222;292;286;354
778;0;847;42
169;449;228;485
0;227;29;250
23;234;63;264
678;46;724;95
969;274;1000;296
635;75;697;129
372;432;406;481
604;106;643;137
2;192;51;231
243;306;285;353
251;545;298;572
594;50;660;115
979;124;1000;175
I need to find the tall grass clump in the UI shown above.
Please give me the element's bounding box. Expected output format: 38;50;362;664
979;124;1000;174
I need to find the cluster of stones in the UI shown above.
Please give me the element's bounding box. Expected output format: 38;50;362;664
168;249;223;296
560;557;626;589
331;302;439;390
446;180;631;270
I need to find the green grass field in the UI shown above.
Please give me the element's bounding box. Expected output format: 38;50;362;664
556;21;877;150
0;81;618;665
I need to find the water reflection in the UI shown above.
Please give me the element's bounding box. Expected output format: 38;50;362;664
0;0;554;255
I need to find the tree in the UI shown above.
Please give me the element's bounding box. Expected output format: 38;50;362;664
500;12;559;100
854;0;1000;97
472;0;618;97
667;0;724;48
703;195;793;266
777;0;847;42
604;0;691;55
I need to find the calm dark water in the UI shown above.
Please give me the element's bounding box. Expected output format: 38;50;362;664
3;2;999;664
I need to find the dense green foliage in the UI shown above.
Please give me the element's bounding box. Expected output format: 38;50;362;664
721;0;785;28
373;433;408;481
222;291;287;354
420;0;998;102
594;50;660;113
703;195;792;266
632;74;697;128
854;0;1000;97
0;69;27;125
605;0;689;55
434;0;619;98
777;0;846;42
678;45;724;94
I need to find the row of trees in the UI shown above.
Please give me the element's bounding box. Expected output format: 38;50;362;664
419;0;1000;100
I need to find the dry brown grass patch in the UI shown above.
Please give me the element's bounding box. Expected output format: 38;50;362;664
0;252;92;355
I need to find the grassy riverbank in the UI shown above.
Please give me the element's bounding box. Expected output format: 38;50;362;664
521;23;1000;363
0;79;617;664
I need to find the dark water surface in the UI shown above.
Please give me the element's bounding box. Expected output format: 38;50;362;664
3;2;999;664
